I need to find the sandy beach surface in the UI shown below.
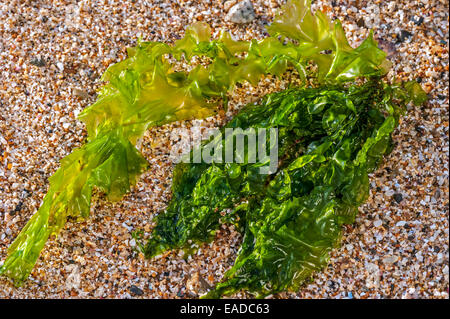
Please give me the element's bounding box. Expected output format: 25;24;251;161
0;0;448;298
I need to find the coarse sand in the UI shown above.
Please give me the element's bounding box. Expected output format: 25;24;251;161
0;0;448;298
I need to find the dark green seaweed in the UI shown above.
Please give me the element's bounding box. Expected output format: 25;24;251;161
141;80;423;298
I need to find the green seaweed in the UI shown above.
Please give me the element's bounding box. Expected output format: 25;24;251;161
1;0;422;287
142;80;423;298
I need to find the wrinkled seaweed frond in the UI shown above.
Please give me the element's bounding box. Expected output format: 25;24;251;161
142;80;425;298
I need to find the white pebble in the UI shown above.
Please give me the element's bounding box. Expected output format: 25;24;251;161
226;0;256;24
56;62;64;72
373;220;382;227
382;255;399;264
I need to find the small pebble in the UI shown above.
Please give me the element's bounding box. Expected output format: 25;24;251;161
226;0;256;24
56;62;64;72
393;193;403;204
383;255;399;264
356;18;365;28
223;0;237;12
72;88;89;99
412;16;424;26
129;285;144;296
397;30;413;43
30;58;46;67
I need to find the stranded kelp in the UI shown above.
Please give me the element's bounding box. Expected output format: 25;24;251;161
141;80;425;298
1;0;422;288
